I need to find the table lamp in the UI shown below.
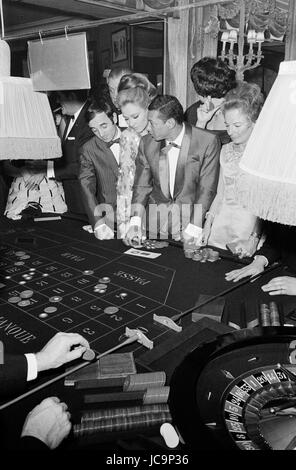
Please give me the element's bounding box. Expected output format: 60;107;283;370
236;60;296;226
0;39;61;161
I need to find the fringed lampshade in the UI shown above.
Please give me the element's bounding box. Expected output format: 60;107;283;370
236;60;296;226
0;39;61;161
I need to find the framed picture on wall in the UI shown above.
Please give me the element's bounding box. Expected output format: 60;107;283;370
111;28;128;62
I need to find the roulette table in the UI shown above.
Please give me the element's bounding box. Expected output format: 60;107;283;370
1;214;296;450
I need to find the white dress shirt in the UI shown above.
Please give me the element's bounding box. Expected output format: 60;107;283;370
118;113;128;129
24;353;38;381
108;127;121;165
166;124;185;197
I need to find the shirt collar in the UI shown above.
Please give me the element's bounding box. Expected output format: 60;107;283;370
114;126;121;140
73;103;85;122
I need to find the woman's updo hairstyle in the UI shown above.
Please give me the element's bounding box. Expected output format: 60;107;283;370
223;82;264;122
117;72;157;109
118;73;157;98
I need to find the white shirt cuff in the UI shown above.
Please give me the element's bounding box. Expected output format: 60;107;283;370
25;353;38;381
254;255;269;267
47;161;55;179
129;216;142;227
184;223;203;242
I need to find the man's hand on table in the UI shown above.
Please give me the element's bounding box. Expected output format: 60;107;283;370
35;332;90;372
21;397;71;449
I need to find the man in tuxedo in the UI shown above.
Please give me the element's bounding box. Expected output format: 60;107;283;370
1;332;89;450
125;94;220;246
78;99;121;239
107;66;132;128
52;89;94;214
28;90;94;216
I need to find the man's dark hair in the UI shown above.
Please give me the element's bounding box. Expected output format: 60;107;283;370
190;57;236;98
86;99;114;123
148;95;184;124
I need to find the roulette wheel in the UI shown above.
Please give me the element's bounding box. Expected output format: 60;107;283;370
169;327;296;450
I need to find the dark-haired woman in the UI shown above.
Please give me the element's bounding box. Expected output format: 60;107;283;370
185;57;236;144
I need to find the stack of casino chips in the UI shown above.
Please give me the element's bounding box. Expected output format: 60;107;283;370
73;371;172;438
260;302;282;326
142;240;169;250
73;404;172;436
184;247;220;262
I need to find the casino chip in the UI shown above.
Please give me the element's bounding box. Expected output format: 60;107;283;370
82;349;96;361
94;289;107;294
8;296;21;303
17;300;31;307
15;251;26;256
104;306;119;314
83;270;94;275
44;306;57;313
20;290;33;299
94;284;108;290
49;296;62;302
39;313;48;319
14;261;25;266
20;255;30;260
19;281;26;285
99;277;111;283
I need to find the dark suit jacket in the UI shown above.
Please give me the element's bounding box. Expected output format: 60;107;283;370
185;101;230;145
0;164;10;215
131;123;220;234
257;222;296;273
0;355;56;451
0;354;27;397
54;102;94;215
78;136;119;228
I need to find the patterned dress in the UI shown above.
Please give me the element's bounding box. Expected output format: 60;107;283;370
116;127;145;238
208;142;258;250
5;170;67;220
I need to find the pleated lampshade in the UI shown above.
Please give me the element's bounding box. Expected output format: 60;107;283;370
0;39;61;160
236;60;296;226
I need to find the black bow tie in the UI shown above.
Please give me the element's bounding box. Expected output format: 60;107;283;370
65;114;75;121
168;142;181;149
161;142;181;155
107;138;120;147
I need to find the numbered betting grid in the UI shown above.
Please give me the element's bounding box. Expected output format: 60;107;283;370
0;233;181;356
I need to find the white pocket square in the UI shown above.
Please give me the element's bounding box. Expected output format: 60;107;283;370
67;137;75;140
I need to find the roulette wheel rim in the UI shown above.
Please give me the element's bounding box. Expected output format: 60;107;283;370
169;327;296;450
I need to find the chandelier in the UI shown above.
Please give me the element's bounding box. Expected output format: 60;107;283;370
218;0;288;81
